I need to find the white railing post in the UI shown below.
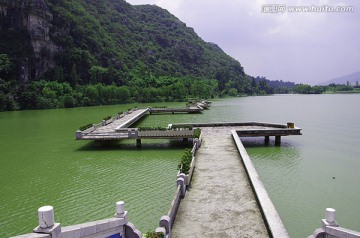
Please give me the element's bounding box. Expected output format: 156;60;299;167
76;130;83;139
322;208;338;229
177;177;186;198
115;201;125;218
33;206;62;238
38;206;54;228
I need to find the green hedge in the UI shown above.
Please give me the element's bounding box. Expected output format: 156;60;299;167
138;126;168;131
79;123;93;131
178;148;192;174
171;125;193;130
193;128;201;138
143;231;164;238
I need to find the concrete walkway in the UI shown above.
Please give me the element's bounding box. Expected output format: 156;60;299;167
171;128;269;238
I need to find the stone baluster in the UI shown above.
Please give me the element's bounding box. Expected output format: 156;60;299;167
33;206;61;238
322;208;338;228
115;201;126;218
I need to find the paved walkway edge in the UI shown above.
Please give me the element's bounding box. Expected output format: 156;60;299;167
231;130;290;238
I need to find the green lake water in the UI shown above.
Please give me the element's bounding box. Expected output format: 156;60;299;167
1;95;359;237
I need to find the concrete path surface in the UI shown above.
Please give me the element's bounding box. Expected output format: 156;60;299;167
171;128;269;238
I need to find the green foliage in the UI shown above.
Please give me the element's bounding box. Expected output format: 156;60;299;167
293;84;327;94
178;148;193;174
62;95;76;108
143;231;165;238
103;115;112;121
79;124;93;131
170;125;193;130
0;54;11;74
138;127;168;131
293;84;312;94
193;128;201;139
0;0;303;111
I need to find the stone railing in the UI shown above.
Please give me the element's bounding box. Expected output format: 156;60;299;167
232;130;290;238
11;201;141;238
152;136;202;238
308;208;360;238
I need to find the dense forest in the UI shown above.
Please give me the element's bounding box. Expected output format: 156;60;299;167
0;0;296;111
0;0;356;111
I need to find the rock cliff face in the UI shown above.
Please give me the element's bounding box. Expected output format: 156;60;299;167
0;0;57;82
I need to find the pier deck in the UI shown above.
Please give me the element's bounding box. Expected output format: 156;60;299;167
171;127;269;237
78;108;149;140
173;122;301;144
76;108;196;141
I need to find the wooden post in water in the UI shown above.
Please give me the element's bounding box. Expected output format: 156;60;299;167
275;135;281;145
265;136;270;144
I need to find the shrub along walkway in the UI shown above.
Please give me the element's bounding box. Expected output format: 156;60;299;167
171;127;269;238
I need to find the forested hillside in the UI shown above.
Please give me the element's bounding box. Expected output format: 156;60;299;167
0;0;266;111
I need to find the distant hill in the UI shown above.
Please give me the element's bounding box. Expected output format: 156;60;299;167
321;71;360;86
0;0;244;89
0;0;275;111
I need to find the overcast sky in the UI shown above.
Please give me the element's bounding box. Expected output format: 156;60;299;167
126;0;360;85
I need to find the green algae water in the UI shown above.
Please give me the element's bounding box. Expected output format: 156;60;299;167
238;94;360;238
1;95;360;237
0;102;189;237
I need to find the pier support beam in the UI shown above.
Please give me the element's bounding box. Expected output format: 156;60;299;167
183;138;189;143
275;136;281;145
136;139;141;147
265;136;270;144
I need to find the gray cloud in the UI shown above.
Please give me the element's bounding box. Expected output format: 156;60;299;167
127;0;360;84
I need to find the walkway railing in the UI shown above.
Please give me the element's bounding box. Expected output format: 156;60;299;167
232;130;290;238
153;137;202;238
308;208;360;238
11;202;141;238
